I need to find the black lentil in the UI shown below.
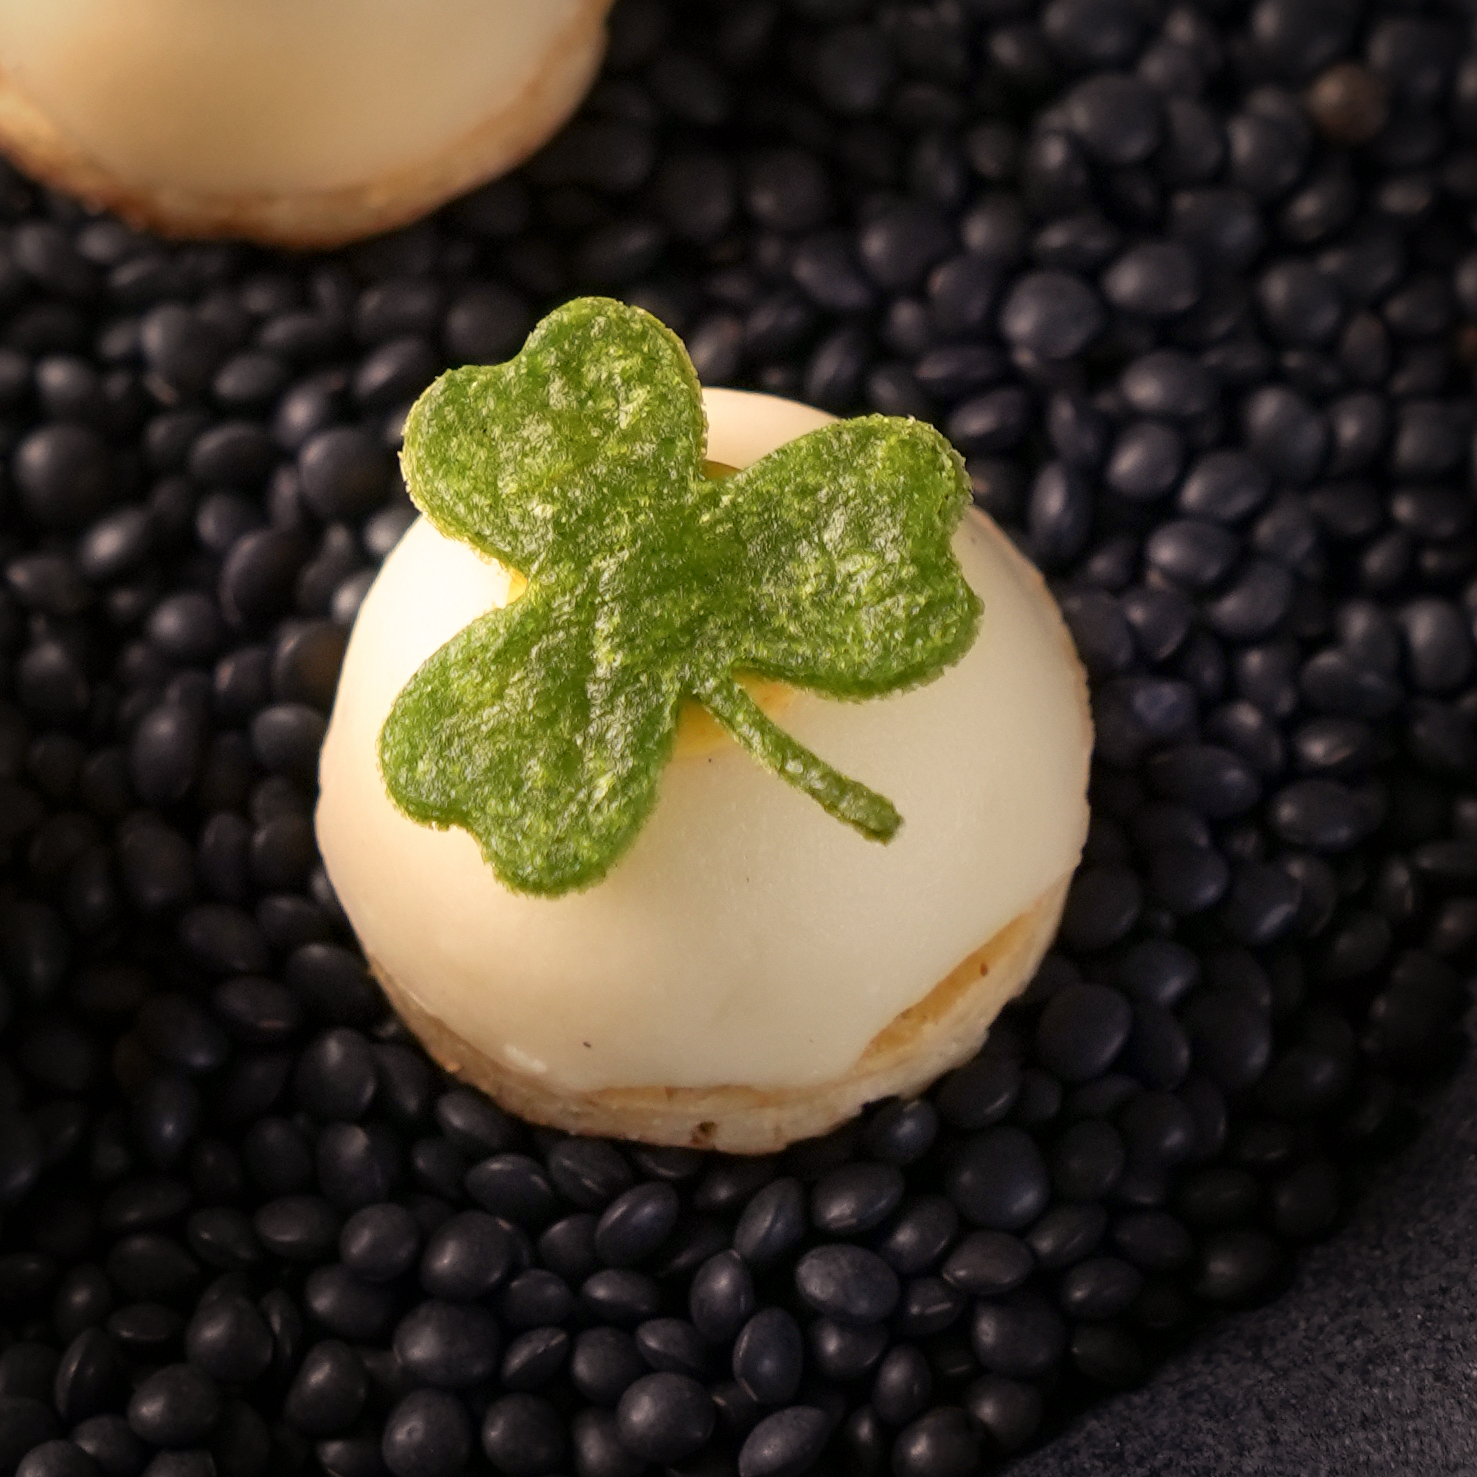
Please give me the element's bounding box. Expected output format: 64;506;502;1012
1026;1202;1107;1270
876;1196;959;1278
581;1267;661;1326
631;1317;706;1379
282;1341;366;1437
568;1407;643;1477
500;1325;569;1391
794;1246;898;1325
182;1298;270;1385
479;1393;564;1477
380;1390;470;1477
69;1417;141;1477
737;1405;828;1477
614;1372;714;1464
732;1308;803;1406
391;1301;499;1387
593;1182;679;1267
417;1210;516;1299
14;1443;98;1477
570;1326;645;1407
970;1292;1067;1381
499;1269;576;1330
808;1319;888;1383
125;1367;219;1448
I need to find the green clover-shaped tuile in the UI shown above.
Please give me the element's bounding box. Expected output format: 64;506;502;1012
379;296;982;896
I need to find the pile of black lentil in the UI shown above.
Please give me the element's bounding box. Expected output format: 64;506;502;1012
1;0;1477;1474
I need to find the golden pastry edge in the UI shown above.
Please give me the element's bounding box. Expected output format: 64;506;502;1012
372;871;1073;1155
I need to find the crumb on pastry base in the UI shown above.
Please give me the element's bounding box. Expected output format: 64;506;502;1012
372;872;1072;1155
0;0;609;247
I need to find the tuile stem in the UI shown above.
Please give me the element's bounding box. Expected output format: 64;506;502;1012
696;673;901;843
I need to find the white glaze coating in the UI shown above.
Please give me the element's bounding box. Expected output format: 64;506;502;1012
0;0;584;194
316;388;1089;1091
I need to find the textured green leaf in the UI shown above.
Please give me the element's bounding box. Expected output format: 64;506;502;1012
379;296;981;896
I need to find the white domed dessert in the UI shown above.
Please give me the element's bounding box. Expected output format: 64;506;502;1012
315;301;1091;1152
0;0;612;246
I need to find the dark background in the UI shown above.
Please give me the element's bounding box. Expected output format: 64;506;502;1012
1020;1022;1477;1477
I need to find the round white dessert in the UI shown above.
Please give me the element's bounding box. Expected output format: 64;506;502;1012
316;388;1090;1099
0;0;611;245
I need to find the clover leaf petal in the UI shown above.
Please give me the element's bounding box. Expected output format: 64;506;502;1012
399;294;705;581
702;414;979;695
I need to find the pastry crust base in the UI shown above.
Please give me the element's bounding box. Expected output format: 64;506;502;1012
0;0;610;247
373;871;1072;1155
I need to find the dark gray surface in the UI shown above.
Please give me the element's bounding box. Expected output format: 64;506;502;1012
1017;1043;1477;1477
